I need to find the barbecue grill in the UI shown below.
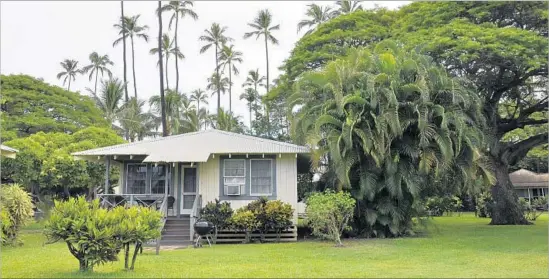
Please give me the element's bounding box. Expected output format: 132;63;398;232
193;218;214;248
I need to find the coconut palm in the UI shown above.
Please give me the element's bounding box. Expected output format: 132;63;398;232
218;44;243;113
150;33;184;90
160;1;198;93
211;109;245;133
119;98;158;142
87;78;125;125
56;59;81;91
149;89;184;135
113;15;149;98
297;4;335;35
242;69;266;108
334;0;362;15
156;1;168;137
288;43;489;238
119;1;129;102
199;23;233;110
81;52;114;95
190;88;208;113
243;9;279;95
239;87;257;131
206;72;229;112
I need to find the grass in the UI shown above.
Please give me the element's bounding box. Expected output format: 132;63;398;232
2;213;548;278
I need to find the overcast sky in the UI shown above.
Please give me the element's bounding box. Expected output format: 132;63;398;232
1;1;408;125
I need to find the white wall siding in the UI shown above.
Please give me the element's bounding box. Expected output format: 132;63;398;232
199;156;219;204
276;154;298;223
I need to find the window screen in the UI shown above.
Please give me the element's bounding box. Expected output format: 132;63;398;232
250;160;272;195
224;159;245;195
127;164;147;194
151;164;168;194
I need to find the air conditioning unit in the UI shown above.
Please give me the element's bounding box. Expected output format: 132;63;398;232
226;185;242;196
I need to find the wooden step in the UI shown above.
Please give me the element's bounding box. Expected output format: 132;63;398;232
161;235;191;241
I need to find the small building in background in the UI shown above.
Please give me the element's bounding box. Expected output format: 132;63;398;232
0;144;18;159
510;169;549;201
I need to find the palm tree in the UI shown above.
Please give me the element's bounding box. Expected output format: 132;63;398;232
206;72;229;112
190;89;208;113
150;33;184;90
211;109;245;133
87;78;125;125
81;52;114;95
160;1;198;94
243;9;279;95
119;98;158;141
56;59;81;91
334;0;362;15
297;4;335;35
218;44;243;113
113;15;149;98
199;23;232;110
120;1;129;102
242;69;266;108
149;89;186;135
239;87;257;130
157;1;168;137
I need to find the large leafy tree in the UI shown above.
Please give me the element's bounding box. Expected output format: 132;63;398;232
297;3;335;35
279;3;548;225
199;23;232;111
218;44;243;113
56;59;81;91
289;43;490;237
206;72;229;111
160;1;198;93
81;52;114;95
113;15;149;98
1;75;109;141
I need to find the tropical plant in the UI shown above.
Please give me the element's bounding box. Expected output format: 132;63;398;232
113;15;149;98
119;1;129;102
240;87;258;130
0;184;34;245
160;0;198;93
44;197;121;272
242;69;266;108
334;0;362;15
305;190;355;246
0;204;11;245
119;98;158;141
218;44;243;113
87;78;125;125
199;23;232;111
263;200;293;242
56;59;81;91
289;42;491;238
200;199;233;243
149;89;184;135
297;4;335;35
206;72;229;111
229;208;257;243
156;2;168;137
81;52;114;95
190;89;208;113
149;33;184;90
210;109;245;133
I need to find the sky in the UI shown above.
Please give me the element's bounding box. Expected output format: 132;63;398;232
1;1;408;125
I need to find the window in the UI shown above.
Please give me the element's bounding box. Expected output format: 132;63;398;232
151;165;168;194
250;159;272;196
223;159;245;195
126;164;147;194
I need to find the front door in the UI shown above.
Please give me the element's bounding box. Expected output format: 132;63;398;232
181;167;197;215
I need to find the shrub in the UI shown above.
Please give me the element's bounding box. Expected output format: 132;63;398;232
0;184;34;245
44;197;121;272
230;208;257;243
305;190;355;246
264;200;294;241
200;199;233;244
425;196;463;216
520;197;547;221
0;205;12;245
246;197;269;242
475;191;493;218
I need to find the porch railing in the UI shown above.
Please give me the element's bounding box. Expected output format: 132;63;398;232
156;195;168;255
189;194;202;241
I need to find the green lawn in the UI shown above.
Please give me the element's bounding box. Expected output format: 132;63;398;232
2;213;548;278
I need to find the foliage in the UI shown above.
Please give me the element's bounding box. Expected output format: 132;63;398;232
263;200;293;240
112;206;161;270
88;78;125;125
519;197;548;221
0;184;34;245
425;196;462;217
200;199;233;244
44;197;121;271
1;127;125;197
229;208;257;243
209;109;245;133
0;75;110;141
289;43;491;238
56;59;82;91
81;52;114;95
118;98;158;141
475;191;494;218
297;4;336;35
297;173;315;202
305;190;355;246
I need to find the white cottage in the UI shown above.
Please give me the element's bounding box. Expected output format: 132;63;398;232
72;129;310;246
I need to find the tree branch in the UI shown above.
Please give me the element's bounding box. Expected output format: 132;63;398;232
489;68;546;105
501;133;549;166
497;118;548;135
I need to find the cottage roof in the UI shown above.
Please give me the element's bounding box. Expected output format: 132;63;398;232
509;169;549;188
0;144;18;159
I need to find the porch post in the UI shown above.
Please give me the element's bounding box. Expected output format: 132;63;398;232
164;163;169;198
104;156;111;194
527;187;531;202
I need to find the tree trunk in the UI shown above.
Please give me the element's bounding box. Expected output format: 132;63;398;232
489;156;531;225
67;78;71;92
124;243;130;270
215;45;220;112
130;242;141;270
165;54;169;90
94;70;99;95
228;62;232;114
174;13;180;93
130;36;138;98
249;105;252;132
157;1;168;137
63;185;70;198
263;35;271;137
79;259;88;272
121;1;129;102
